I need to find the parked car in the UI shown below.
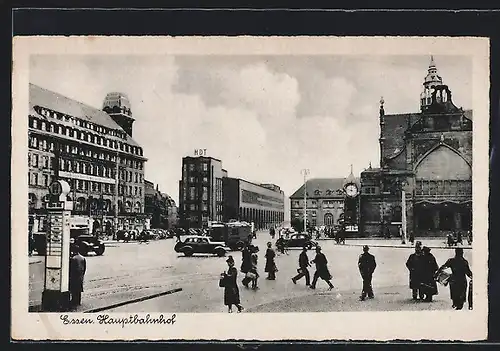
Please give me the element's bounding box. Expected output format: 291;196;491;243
174;235;229;257
285;233;318;249
73;235;105;256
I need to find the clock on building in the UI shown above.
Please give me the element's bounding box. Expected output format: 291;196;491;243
345;183;359;198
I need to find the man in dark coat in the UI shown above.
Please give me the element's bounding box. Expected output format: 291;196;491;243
406;241;424;300
69;245;87;307
310;246;334;290
265;242;277;280
240;244;252;287
292;246;311;286
436;248;472;310
358;245;376;301
420;246;439;302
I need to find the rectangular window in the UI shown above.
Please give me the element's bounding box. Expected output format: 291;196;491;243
33;173;38;186
135;186;138;195
189;187;196;200
189;163;195;171
190;204;196;211
202;187;208;201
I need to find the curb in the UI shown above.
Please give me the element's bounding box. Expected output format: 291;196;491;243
342;243;472;250
83;288;183;313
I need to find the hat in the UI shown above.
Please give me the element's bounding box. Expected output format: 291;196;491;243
302;246;308;250
363;245;369;252
415;241;422;247
422;246;431;253
316;245;322;251
226;255;234;264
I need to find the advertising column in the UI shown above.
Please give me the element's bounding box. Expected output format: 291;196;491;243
41;180;73;312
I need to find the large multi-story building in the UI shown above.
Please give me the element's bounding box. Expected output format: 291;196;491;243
359;57;472;238
28;84;148;235
179;156;285;229
178;156;227;228
145;180;179;229
289;171;360;229
223;178;285;230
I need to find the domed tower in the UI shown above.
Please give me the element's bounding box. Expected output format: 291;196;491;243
420;55;443;111
102;92;135;137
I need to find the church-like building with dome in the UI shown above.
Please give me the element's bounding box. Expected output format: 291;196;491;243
359;57;473;238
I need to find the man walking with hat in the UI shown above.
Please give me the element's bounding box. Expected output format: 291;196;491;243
406;241;424;300
436;247;472;310
291;246;311;286
358;245;377;301
310;246;334;290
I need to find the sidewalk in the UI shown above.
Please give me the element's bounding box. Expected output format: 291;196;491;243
317;238;472;250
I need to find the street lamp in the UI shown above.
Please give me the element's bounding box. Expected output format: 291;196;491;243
301;169;310;234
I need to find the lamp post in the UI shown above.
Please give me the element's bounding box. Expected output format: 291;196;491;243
301;169;310;234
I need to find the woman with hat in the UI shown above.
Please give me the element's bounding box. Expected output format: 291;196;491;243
220;255;244;313
420;246;439;302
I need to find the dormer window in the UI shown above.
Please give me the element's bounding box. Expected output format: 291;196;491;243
314;190;320;196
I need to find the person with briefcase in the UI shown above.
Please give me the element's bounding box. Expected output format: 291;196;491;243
292;246;311;286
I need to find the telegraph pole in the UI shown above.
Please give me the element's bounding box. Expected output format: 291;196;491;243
301;169;310;234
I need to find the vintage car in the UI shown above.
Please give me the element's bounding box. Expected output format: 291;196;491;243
285;233;318;249
174;235;229;257
73;235;105;256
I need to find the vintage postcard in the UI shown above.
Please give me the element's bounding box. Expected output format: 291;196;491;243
12;36;489;341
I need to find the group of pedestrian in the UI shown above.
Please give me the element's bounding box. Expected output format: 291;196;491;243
406;241;472;309
291;246;334;290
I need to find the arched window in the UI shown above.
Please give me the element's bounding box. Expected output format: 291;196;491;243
125;201;132;212
28;193;37;209
324;213;334;226
134;202;141;213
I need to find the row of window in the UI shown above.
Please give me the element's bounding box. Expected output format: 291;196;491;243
415;180;472;196
29;134;145;170
182;186;209;201
183;162;210;173
30;113;143;157
291;200;344;209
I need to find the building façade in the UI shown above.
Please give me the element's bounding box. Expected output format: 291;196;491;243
144;180;179;230
28;84;148;235
289;170;361;230
179;155;285;230
359;57;472;238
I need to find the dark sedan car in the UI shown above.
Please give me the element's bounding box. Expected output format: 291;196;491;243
285;234;318;249
174;235;229;257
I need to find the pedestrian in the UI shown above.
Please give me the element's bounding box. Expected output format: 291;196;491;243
275;236;286;255
310;246;334;290
457;231;463;245
435;248;472;310
400;225;406;244
219;256;244;313
240;244;252;288
358;245;376;301
292;246;311;286
250;246;260;289
406;241;424;300
420;246;439;302
69;244;87;308
175;229;181;242
265;241;277;280
269;226;275;240
467;230;473;245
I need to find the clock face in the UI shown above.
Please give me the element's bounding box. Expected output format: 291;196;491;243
345;184;358;197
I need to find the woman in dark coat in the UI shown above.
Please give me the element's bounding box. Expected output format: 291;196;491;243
420;246;439;302
265;242;277;280
240;244;252;287
221;256;244;313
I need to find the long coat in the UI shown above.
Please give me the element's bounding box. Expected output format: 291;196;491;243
241;248;252;273
441;256;472;305
420;253;439;295
358;252;376;277
406;252;423;290
265;248;277;273
223;266;241;306
69;253;86;293
312;252;332;280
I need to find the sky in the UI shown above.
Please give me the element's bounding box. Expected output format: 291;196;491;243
30;54;472;219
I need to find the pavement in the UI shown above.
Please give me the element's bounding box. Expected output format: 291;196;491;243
323;238;472;250
29;231;473;313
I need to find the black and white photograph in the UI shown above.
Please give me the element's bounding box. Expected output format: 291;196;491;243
11;36;489;341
